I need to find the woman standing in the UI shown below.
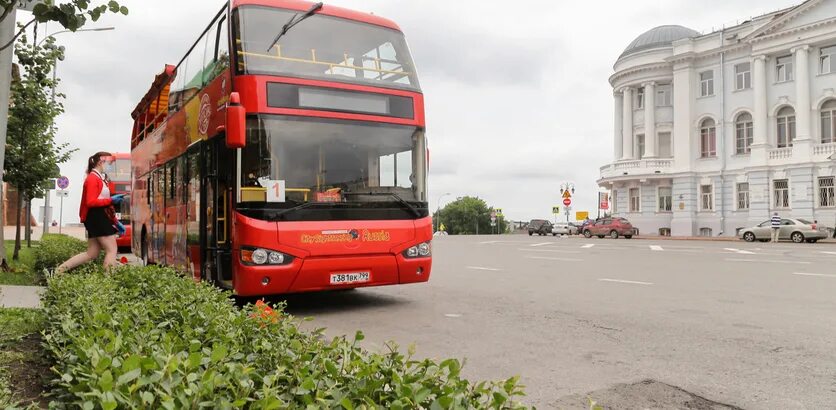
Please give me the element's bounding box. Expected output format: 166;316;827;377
56;152;125;274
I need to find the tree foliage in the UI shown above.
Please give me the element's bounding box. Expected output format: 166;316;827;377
0;0;129;51
434;196;507;235
5;33;76;258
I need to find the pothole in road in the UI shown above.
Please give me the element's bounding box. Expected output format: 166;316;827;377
552;379;742;409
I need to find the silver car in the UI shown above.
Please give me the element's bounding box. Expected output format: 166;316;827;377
552;222;579;236
738;218;829;243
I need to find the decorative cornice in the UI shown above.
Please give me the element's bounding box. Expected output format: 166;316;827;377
748;16;836;44
744;0;824;41
790;44;810;54
609;62;673;86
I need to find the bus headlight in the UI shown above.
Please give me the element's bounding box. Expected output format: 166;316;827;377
241;247;293;266
403;242;431;258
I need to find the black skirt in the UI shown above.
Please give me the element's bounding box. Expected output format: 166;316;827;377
84;207;117;238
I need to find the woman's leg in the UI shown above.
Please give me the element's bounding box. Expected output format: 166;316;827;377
56;238;101;274
97;234;119;270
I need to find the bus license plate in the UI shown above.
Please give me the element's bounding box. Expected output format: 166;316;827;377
330;272;370;285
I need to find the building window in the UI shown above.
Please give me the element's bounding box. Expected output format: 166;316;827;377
820;177;835;207
776;55;793;82
699;227;713;237
656;84;672;106
635;88;644;109
699;70;714;97
700;184;713;211
774;179;789;209
821;45;835;74
629;188;640;212
735;62;751;90
636;134;645;159
700;118;717;158
822;99;836;144
658;187;672;212
612;189;618;213
737;182;750;210
735;112;753;154
658;132;672;158
777;107;796;148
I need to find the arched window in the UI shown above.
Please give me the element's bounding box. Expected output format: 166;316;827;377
735;112;753;154
700;118;716;158
777;106;796;148
821;99;836;144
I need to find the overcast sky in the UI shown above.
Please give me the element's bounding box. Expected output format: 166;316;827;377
24;0;801;226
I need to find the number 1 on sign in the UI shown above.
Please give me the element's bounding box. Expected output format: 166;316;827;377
264;180;286;202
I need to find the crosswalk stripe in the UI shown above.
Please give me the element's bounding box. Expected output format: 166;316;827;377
581;244;595;249
466;266;501;272
530;242;552;247
598;278;653;285
724;248;756;255
650;245;663;251
792;272;836;278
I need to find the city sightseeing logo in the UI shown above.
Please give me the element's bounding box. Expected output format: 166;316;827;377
198;94;212;136
301;229;391;244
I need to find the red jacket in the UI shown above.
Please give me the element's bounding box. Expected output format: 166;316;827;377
79;171;113;222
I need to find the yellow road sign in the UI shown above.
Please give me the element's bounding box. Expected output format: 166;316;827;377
562;190;572;199
576;211;589;221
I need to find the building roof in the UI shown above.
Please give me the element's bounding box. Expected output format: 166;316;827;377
619;25;701;59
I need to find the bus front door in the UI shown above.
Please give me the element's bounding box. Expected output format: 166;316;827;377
202;138;233;288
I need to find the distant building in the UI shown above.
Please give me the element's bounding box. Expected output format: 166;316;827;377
599;0;836;237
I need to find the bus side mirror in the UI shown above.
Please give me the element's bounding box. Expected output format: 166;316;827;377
226;92;246;149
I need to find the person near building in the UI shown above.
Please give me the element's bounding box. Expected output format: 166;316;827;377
770;212;781;243
55;152;126;274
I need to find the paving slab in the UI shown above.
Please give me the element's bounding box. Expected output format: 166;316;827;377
0;285;43;308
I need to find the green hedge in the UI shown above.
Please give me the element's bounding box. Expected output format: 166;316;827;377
33;234;90;273
43;267;528;409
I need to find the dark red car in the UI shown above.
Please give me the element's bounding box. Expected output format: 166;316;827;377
582;217;635;239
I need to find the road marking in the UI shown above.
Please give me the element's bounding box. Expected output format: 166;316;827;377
724;248;756;255
792;272;836;278
530;242;553;247
479;241;501;244
725;258;811;265
819;251;836;256
466;266;501;272
650;245;664;251
581;244;595;249
525;256;583;262
598;278;653;286
444;314;462;318
518;248;581;254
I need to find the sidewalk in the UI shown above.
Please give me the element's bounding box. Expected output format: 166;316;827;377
0;285;43;308
2;225;86;242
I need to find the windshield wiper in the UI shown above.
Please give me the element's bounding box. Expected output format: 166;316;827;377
345;192;422;218
265;2;324;52
273;200;334;219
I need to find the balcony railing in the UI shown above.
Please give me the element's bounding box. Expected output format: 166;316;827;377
813;142;836;157
768;147;793;160
600;158;673;176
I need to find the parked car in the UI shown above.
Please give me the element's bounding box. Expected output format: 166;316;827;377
738;218;828;243
552;222;579;236
582;217;634;239
528;219;553;236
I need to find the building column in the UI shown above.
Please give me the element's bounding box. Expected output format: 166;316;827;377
614;92;623;161
672;59;694;173
751;55;769;164
621;87;634;160
793;45;813;162
644;82;657;158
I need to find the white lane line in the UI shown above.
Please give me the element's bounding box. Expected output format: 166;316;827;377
726;258;811;265
444;313;462;318
819;251;836;256
581;244;595;249
650;245;664;251
466;266;502;272
598;278;653;286
479;241;501;244
792;272;836;278
518;248;582;254
724;248;756;255
530;242;553;247
525;256;584;262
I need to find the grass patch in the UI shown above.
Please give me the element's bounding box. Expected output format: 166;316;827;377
0;241;40;286
0;308;47;408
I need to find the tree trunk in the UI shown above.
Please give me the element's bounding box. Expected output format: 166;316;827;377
25;198;31;247
13;189;22;260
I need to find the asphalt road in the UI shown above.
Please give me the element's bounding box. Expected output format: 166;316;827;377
278;235;836;409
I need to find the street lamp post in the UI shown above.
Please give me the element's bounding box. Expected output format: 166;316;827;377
435;192;451;232
38;27;115;236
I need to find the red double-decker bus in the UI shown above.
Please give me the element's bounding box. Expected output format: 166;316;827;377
130;0;431;296
103;153;132;250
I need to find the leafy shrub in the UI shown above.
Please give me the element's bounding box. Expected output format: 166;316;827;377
43;267;528;409
33;234;90;272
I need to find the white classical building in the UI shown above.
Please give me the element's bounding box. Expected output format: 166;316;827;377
598;0;836;237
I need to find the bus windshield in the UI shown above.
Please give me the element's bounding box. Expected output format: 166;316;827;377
104;158;131;182
234;6;420;91
239;115;427;221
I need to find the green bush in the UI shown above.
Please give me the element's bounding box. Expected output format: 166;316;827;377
33;234;89;272
43;267;528;409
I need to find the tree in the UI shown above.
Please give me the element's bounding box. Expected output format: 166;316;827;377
434;196;507;235
5;32;75;261
0;0;129;51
